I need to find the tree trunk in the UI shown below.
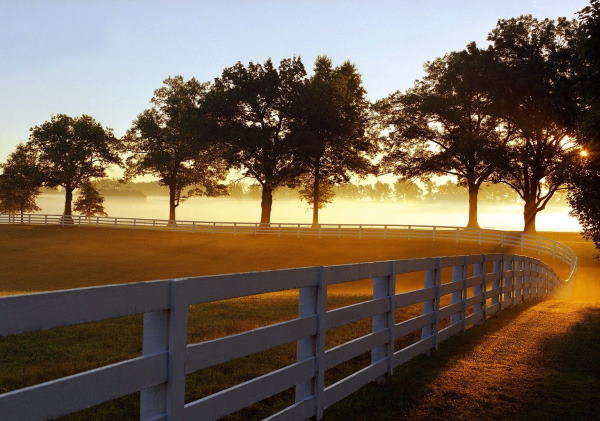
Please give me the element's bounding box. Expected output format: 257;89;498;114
20;208;24;224
168;187;177;224
523;199;537;234
64;187;73;216
466;183;480;229
312;175;320;228
62;187;74;224
260;185;273;226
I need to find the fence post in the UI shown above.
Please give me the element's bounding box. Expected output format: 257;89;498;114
511;257;517;306
421;258;440;350
514;258;522;303
460;257;468;331
296;268;326;420
372;261;395;377
531;262;538;300
523;259;529;301
475;255;487;322
492;258;501;311
503;255;513;308
165;281;188;420
140;311;169;420
450;263;463;327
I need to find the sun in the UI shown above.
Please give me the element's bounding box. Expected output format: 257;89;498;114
580;149;589;158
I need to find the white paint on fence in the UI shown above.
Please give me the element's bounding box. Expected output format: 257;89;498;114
0;214;577;420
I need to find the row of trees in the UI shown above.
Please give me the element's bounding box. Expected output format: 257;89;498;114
76;177;523;203
1;5;599;235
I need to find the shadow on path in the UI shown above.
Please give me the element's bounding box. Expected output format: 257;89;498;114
325;300;600;421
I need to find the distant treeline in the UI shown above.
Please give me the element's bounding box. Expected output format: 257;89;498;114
2;5;598;238
40;178;567;205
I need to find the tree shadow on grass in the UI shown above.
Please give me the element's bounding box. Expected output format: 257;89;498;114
324;302;541;420
511;306;600;420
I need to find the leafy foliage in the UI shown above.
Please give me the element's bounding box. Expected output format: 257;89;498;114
74;182;107;217
125;76;228;221
577;0;600;146
293;56;374;224
29;114;120;216
378;43;511;228
0;144;44;215
568;156;600;252
206;58;307;223
488;15;580;232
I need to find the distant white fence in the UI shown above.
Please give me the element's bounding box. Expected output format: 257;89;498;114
0;213;578;279
0;214;577;420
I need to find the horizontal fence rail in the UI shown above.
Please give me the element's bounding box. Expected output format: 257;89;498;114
0;252;572;420
0;213;578;283
0;213;577;419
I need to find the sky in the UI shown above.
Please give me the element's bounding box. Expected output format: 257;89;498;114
0;0;589;160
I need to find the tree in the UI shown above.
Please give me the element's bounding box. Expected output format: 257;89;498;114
206;58;307;225
489;16;580;233
378;43;511;229
298;175;335;211
0;144;44;220
393;179;423;201
125;76;228;223
293;56;374;225
566;1;600;253
576;0;600;146
29;114;120;219
74;182;107;217
568;154;600;251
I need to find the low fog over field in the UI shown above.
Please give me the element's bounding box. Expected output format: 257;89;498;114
35;194;579;232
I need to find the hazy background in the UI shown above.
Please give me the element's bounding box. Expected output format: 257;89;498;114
0;0;588;229
0;0;588;160
34;194;579;231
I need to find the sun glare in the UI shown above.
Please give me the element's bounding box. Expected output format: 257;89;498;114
580;149;589;158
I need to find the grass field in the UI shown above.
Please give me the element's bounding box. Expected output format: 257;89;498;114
0;225;595;420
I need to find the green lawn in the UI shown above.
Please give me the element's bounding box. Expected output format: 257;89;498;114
0;225;592;420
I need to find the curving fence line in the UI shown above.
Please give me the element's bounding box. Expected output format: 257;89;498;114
0;213;578;282
0;214;577;420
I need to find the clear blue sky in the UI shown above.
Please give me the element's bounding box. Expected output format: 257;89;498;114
0;0;588;160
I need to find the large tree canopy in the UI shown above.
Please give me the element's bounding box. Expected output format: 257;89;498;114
293;56;374;226
29;114;120;217
378;43;510;228
489;15;580;233
567;0;600;254
125;76;228;222
0;143;44;218
577;0;600;147
205;58;307;224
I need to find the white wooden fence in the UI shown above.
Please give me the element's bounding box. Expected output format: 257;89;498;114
0;214;577;420
0;213;579;277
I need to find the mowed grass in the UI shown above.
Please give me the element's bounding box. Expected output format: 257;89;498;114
0;225;581;420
